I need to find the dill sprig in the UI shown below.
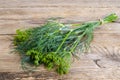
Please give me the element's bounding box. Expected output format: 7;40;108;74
13;13;118;74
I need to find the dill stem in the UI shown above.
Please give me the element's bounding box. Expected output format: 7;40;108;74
70;30;86;52
56;30;72;53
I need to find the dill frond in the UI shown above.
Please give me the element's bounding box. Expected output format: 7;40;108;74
13;13;118;74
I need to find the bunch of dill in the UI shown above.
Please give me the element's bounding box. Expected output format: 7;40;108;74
13;13;118;74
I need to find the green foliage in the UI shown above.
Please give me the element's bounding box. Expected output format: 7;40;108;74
14;29;33;45
102;13;118;24
13;13;118;75
26;49;71;74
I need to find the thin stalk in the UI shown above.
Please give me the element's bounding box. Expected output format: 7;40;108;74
70;30;87;52
56;30;73;53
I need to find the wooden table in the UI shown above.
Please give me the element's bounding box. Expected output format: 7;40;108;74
0;0;120;80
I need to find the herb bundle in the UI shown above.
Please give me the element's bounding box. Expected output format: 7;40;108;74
13;13;118;74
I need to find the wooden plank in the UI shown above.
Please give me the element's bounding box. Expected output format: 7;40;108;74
0;68;120;80
0;0;120;79
0;8;120;20
0;34;120;79
0;35;22;72
0;20;41;35
0;7;120;34
0;20;120;34
0;33;120;71
1;0;120;8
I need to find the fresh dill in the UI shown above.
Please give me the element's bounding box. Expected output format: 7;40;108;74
13;13;118;74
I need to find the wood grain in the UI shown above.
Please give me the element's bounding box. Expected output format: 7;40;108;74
0;34;120;79
1;0;120;8
0;21;120;34
0;8;120;20
0;7;120;35
0;0;120;79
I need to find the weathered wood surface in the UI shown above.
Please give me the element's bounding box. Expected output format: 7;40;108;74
0;0;120;80
1;0;120;8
